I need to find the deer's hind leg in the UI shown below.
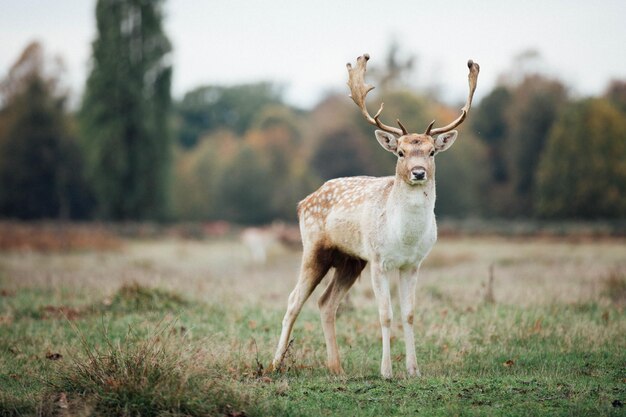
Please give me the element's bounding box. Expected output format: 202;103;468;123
318;252;367;374
272;245;332;371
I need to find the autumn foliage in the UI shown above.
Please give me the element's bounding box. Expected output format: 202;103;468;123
1;37;625;222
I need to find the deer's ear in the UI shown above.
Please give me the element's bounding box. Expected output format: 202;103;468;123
434;131;458;153
375;130;399;153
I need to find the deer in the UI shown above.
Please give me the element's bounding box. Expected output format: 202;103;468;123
271;54;479;379
241;222;302;264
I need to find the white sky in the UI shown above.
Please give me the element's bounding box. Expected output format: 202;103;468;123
1;0;625;108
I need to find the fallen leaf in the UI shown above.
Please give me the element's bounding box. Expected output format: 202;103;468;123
260;376;272;383
503;359;515;367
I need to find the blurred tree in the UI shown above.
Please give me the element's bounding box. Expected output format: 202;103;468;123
215;144;274;224
497;49;546;86
305;94;356;154
171;133;227;221
435;134;488;217
80;0;172;220
472;86;512;183
176;83;283;148
172;104;315;223
248;105;311;220
0;42;92;219
473;70;567;217
505;75;567;215
536;98;626;218
311;128;373;181
604;80;626;114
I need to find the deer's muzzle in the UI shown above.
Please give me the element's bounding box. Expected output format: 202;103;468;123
410;167;427;183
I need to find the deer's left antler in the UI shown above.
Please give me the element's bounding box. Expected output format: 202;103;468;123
426;60;480;136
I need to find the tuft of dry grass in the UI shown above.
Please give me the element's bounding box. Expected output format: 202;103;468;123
46;320;261;417
602;268;626;305
105;282;188;313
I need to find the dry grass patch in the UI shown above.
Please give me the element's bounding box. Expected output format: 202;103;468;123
105;282;188;313
0;222;121;252
45;320;265;417
602;268;626;306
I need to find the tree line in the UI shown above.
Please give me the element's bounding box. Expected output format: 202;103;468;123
1;0;625;223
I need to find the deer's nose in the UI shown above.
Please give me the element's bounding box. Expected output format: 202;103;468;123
411;167;426;181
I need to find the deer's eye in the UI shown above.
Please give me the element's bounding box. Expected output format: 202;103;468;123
398;150;405;158
429;150;435;157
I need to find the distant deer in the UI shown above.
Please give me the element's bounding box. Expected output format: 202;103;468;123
272;54;479;378
241;223;302;264
241;226;280;264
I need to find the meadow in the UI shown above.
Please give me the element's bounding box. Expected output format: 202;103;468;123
0;224;624;416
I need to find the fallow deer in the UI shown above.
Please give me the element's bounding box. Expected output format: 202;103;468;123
272;54;479;378
241;223;302;263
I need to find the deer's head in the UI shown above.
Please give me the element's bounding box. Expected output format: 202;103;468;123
346;54;479;186
374;130;457;185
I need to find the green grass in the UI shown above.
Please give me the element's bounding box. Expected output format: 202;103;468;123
0;236;625;416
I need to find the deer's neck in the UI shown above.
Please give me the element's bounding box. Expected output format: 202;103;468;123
385;177;436;240
372;177;437;270
387;177;436;214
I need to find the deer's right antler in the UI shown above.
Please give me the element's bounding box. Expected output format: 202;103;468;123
347;54;406;137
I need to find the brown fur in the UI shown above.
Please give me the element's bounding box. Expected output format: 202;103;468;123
318;250;367;308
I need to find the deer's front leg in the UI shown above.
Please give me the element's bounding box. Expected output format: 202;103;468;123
370;262;393;379
399;266;420;377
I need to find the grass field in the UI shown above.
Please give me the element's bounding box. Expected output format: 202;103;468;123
1;230;625;416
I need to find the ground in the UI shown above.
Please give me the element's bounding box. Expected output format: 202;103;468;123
0;230;625;416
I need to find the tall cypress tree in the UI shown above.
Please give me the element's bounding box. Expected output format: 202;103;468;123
81;0;172;219
0;42;92;219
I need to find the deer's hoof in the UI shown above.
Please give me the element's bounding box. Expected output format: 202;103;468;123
328;363;345;375
381;369;393;380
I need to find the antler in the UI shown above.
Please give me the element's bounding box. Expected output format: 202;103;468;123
427;59;480;136
347;54;407;136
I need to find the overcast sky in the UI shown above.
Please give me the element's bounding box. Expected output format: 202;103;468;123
1;0;625;108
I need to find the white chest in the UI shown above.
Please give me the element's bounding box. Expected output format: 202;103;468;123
381;218;437;270
377;191;438;270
